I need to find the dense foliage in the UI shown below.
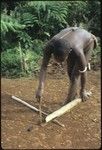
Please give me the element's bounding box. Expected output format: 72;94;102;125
1;1;101;77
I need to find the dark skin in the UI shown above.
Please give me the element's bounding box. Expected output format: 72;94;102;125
36;27;97;104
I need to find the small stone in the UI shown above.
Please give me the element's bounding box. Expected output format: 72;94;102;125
18;131;21;134
27;125;33;132
52;146;55;149
18;145;21;148
91;118;97;122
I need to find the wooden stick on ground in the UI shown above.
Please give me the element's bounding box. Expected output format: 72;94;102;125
46;98;82;123
11;96;65;127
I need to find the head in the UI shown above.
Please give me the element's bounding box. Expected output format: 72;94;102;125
53;48;67;63
48;38;70;63
51;38;70;63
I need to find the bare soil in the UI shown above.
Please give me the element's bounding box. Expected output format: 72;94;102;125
1;70;101;149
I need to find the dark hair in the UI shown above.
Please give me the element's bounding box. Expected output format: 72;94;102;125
48;38;71;59
48;38;70;56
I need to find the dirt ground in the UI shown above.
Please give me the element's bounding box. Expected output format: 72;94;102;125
1;70;101;149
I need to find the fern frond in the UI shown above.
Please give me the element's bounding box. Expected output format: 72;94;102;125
1;14;25;33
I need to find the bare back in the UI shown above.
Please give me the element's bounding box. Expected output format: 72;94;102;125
53;27;92;51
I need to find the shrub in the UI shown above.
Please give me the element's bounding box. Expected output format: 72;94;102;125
1;48;21;77
1;47;42;78
91;44;101;70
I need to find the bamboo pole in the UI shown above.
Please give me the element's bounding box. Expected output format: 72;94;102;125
46;98;82;123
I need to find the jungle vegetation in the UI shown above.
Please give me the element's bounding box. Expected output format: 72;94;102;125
1;1;101;77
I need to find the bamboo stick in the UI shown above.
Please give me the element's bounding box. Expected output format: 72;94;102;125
46;98;82;123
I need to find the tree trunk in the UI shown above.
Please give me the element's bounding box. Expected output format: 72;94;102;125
18;42;24;72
